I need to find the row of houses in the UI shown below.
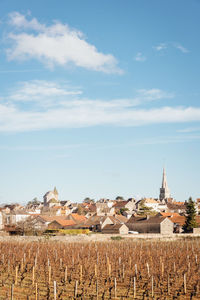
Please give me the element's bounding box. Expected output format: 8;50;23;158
3;210;199;236
0;186;198;235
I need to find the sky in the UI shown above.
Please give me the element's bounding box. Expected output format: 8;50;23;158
0;0;200;204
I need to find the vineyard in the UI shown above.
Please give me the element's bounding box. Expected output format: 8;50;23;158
0;238;199;299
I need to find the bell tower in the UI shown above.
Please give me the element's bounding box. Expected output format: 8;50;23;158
159;168;171;203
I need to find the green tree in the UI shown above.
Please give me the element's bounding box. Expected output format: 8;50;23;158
116;196;124;201
83;197;95;204
137;199;157;216
119;207;129;215
183;197;198;233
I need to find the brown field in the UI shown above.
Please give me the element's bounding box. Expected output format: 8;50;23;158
0;236;199;299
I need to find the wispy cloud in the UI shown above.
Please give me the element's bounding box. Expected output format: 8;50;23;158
6;12;122;74
0;144;82;151
0;81;199;132
153;42;189;54
136;89;174;101
173;43;189;53
153;43;167;51
0;69;41;73
177;127;200;133
134;52;146;62
8;80;82;106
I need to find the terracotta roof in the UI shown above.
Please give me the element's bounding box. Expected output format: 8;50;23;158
160;212;180;218
172;201;185;206
50;219;76;227
170;216;185;226
71;213;86;220
36;215;67;222
143;198;158;204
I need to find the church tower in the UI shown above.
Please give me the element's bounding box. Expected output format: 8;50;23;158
159;168;171;203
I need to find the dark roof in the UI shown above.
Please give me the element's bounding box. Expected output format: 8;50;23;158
103;223;125;230
109;215;127;224
127;215;171;225
167;203;186;210
84;215;106;226
113;201;129;208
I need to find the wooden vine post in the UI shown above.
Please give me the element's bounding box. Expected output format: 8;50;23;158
133;276;136;298
74;280;78;298
15;266;18;285
11;284;14;300
65;266;68;282
152;276;154;297
184;273;187;294
32;266;35;285
95;264;97;277
96;280;98;300
114;277;117;299
35;282;38;300
80;264;82;283
54;280;57;300
48;266;51;285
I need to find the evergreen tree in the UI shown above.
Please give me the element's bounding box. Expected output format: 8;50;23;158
183;197;198;233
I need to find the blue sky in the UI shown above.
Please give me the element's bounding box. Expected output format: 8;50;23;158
0;0;200;204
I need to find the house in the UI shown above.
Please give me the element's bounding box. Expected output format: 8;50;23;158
167;202;186;214
48;219;76;230
65;213;87;224
102;224;129;234
126;215;173;234
140;198;160;211
0;210;4;230
113;199;136;213
31;215;69;231
96;203;115;216
83;214;127;232
4;211;30;226
156;212;185;233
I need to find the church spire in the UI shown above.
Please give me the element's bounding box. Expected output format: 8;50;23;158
159;167;171;202
162;168;169;190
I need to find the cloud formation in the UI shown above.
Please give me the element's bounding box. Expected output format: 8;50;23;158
154;42;189;54
134;52;146;62
6;12;122;74
8;80;82;105
0;80;200;132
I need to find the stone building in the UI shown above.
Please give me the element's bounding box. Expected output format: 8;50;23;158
43;187;59;206
127;215;173;234
102;223;129;234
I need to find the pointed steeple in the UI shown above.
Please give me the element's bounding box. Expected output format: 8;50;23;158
54;186;58;195
162;168;169;190
159;168;170;202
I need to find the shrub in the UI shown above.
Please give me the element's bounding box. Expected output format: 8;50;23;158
111;236;124;240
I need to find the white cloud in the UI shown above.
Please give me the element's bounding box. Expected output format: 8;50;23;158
174;43;189;53
9;80;82;104
154;43;167;51
1;100;200;132
177;127;200;133
154;42;189;54
0;81;198;132
134;52;146;62
6;12;122;74
136;89;174;101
